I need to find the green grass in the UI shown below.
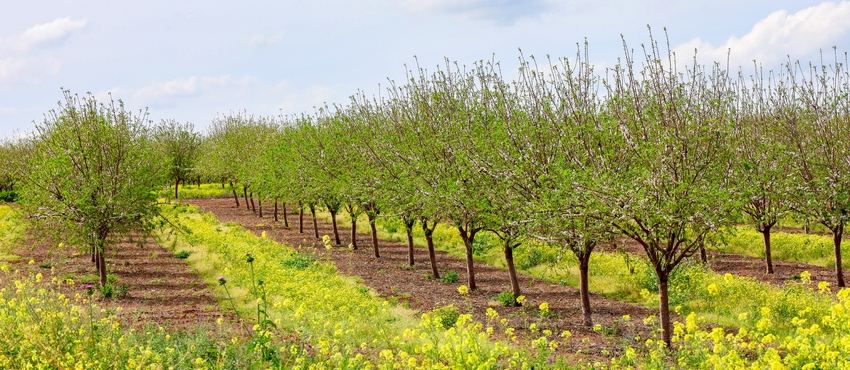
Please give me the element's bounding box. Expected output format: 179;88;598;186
160;183;232;199
0;205;23;264
157;202;546;368
716;226;847;269
314;209;842;340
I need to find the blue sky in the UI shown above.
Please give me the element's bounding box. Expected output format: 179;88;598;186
2;0;849;138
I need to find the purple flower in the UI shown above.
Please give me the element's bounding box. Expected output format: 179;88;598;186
217;276;227;285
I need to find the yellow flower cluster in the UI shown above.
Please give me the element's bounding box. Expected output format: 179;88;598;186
160;203;565;368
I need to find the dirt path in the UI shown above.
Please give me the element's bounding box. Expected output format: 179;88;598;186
614;238;845;290
188;198;657;359
10;231;234;329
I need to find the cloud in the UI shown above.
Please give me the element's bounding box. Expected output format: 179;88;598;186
0;17;87;85
401;0;551;25
99;75;261;108
249;31;285;47
674;1;850;69
96;76;344;129
16;17;88;51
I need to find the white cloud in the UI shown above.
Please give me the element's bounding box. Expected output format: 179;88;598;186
0;17;87;85
401;0;550;24
97;75;345;127
16;17;88;51
249;31;285;46
674;1;850;69
100;75;261;108
0;56;62;86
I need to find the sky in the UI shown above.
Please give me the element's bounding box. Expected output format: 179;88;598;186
2;0;850;139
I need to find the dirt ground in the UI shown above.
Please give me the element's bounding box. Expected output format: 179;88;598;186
9;230;235;329
9;196;840;362
188;198;658;360
616;237;846;290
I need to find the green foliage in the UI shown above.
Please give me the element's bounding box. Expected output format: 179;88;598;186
114;283;130;299
174;250;192;259
12;90;165;286
100;283;114;298
430;304;460;329
719;226;846;268
281;253;316;269
516;244;558;270
155;120;200;198
493;291;517;307
0;191;18;203
440;270;459;283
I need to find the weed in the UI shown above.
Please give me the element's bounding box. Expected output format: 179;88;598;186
493;291;517;307
174;250;192;259
431;305;460;329
80;274;99;284
282;253;316;269
114;283;130;299
100;284;114;298
440;270;459;283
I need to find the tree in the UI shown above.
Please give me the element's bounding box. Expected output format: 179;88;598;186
729;66;795;274
509;48;620;323
155;120;200;199
14;90;164;287
604;35;736;346
0;141;18;193
778;57;850;287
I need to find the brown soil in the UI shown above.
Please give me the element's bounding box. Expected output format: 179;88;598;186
615;238;846;290
8;230;235;329
188;198;658;360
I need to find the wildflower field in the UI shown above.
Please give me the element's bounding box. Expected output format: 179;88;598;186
4;30;850;368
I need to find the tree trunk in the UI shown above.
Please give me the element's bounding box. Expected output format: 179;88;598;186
243;186;250;211
97;244;107;287
258;198;263;218
425;231;439;279
370;221;380;258
331;210;340;245
231;182;239;208
249;193;256;214
310;205;319;239
406;227;415;266
174;177;180;199
579;254;592;326
458;226;477;291
351;217;358;250
505;243;521;306
699;245;707;264
834;224;845;288
762;226;774;274
659;277;672;347
274;198;278;222
298;203;304;234
282;202;289;228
